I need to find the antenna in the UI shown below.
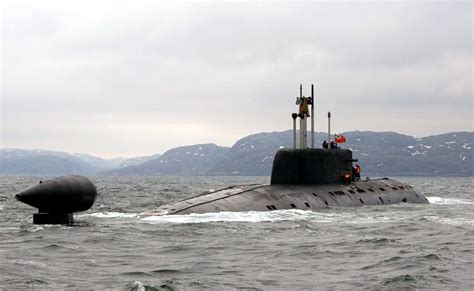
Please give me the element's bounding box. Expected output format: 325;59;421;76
311;84;315;148
327;111;331;145
292;113;297;149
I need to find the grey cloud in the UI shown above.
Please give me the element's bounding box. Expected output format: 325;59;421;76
1;1;472;157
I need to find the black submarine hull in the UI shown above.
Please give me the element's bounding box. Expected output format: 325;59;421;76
142;149;428;216
141;178;428;216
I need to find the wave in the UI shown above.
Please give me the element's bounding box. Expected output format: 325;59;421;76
41;243;81;251
12;260;47;269
423;215;474;226
427;196;473;205
141;209;409;224
124;280;177;291
78;212;137;219
19;225;44;233
82;207;473;226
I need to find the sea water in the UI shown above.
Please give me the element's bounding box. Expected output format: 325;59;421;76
1;176;472;290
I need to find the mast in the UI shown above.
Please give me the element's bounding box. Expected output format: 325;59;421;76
293;84;311;149
311;84;314;148
299;84;305;148
292;113;297;149
327;111;331;145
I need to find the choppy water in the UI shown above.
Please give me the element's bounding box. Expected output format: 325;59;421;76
1;176;473;290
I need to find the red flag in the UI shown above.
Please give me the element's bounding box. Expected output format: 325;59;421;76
335;135;346;143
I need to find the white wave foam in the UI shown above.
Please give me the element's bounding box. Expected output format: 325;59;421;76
12;260;47;268
141;209;404;224
25;225;44;232
79;212;137;218
0;227;19;231
142;210;288;223
427;197;474;205
129;281;146;291
424;215;474;226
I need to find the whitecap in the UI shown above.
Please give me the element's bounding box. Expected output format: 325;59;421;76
12;260;47;269
79;212;137;218
126;281;146;291
0;227;19;231
141;209;406;225
25;225;44;232
427;197;474;205
142;210;284;223
423;215;474;226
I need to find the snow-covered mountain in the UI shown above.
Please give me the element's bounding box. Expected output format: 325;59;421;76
100;144;229;176
1;131;471;176
209;131;472;176
0;149;159;176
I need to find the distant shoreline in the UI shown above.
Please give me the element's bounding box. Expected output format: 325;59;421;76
1;130;472;177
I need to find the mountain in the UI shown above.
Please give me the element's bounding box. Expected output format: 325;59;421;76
0;149;160;176
1;131;472;176
98;131;472;177
210;130;471;176
100;144;229;176
343;131;472;176
0;149;98;175
116;154;162;168
71;153;126;171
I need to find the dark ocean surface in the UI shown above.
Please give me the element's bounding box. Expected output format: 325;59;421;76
1;176;473;290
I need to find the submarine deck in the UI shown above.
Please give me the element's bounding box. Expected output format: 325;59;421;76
141;178;428;216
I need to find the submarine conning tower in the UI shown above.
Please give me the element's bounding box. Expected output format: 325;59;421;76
271;149;353;185
271;84;355;186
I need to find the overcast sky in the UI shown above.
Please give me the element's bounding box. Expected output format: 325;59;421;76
1;1;472;158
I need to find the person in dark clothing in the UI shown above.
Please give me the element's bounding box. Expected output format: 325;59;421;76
354;164;361;181
322;140;328;149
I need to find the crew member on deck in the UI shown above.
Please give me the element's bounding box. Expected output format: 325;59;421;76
322;140;328;149
354;164;361;181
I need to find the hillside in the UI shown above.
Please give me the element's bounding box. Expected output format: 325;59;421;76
1;131;472;176
99;144;229;176
209;131;472;176
0;149;159;176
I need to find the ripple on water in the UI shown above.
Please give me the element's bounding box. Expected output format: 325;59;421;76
423;215;474;226
39;243;82;252
12;260;47;269
382;274;423;289
356;237;398;244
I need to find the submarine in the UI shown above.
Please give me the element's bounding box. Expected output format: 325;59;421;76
141;84;429;217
